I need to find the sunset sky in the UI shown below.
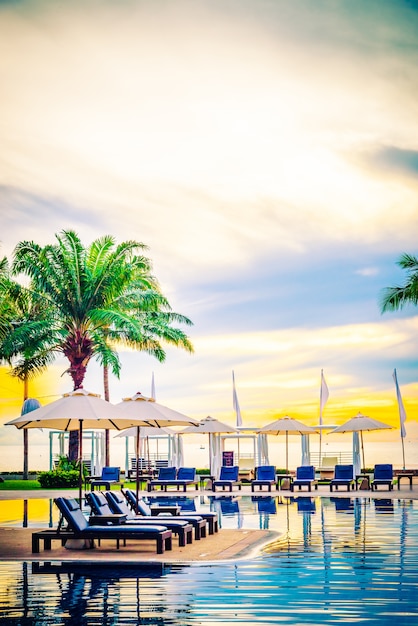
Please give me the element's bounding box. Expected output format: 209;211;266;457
0;0;417;468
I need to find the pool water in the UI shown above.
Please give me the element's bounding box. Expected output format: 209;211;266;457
0;495;417;624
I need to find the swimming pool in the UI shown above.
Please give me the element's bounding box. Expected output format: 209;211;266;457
0;495;417;624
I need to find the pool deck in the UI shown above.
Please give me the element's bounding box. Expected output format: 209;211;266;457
1;484;416;564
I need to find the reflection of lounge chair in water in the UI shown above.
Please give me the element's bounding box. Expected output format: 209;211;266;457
59;574;88;620
218;497;240;515
252;496;277;514
331;497;353;512
296;497;316;513
374;499;394;513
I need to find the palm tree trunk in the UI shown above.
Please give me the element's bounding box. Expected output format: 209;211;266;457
104;364;110;466
23;377;28;480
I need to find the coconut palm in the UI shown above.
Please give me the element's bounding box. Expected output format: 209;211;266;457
0;259;55;478
11;230;194;460
380;253;418;312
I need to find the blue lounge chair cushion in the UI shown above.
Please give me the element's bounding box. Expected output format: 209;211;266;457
157;467;177;480
295;465;315;481
373;464;393;480
177;468;196;481
255;466;276;481
218;466;239;481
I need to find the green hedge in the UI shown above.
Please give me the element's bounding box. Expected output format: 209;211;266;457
38;469;80;488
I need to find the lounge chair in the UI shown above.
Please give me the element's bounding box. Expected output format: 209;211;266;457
371;464;394;491
329;465;355;492
123;489;207;540
32;497;173;554
147;467;199;492
88;467;122;491
251;466;278;492
290;465;318;492
146;466;176;492
212;466;242;492
149;495;219;534
86;492;193;547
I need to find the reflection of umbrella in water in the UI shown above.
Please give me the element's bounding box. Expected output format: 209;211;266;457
6;388;121;501
258;416;318;474
329;412;392;471
182;416;237;478
114;392;198;507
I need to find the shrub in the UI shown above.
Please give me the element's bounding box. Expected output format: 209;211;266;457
38;470;79;488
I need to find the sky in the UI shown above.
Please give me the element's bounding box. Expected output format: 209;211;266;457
0;0;417;469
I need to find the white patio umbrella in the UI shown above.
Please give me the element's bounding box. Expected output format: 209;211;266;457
329;412;392;471
6;388;121;501
114;392;198;505
182;416;237;478
258;416;318;475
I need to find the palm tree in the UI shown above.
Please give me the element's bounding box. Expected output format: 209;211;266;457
0;259;55;478
380;253;418;312
11;230;194;461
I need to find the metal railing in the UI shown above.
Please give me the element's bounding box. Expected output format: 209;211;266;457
310;451;353;466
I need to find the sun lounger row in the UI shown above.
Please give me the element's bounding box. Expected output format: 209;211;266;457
218;464;396;492
32;488;219;555
147;467;200;492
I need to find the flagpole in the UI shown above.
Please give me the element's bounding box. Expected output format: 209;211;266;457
393;369;407;470
319;370;329;466
232;370;242;465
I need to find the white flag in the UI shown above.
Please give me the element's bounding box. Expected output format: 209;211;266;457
232;370;242;427
319;369;329;425
393;369;407;438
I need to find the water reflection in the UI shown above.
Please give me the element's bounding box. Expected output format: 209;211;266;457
0;497;417;624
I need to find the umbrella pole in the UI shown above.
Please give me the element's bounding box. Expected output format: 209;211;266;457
135;427;140;515
286;431;289;475
78;420;83;504
360;431;365;472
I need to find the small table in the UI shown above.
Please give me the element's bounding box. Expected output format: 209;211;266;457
150;505;181;516
199;475;215;490
397;473;414;490
355;474;371;490
277;474;293;490
89;514;127;525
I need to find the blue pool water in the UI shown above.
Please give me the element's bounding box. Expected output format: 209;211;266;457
0;495;417;624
